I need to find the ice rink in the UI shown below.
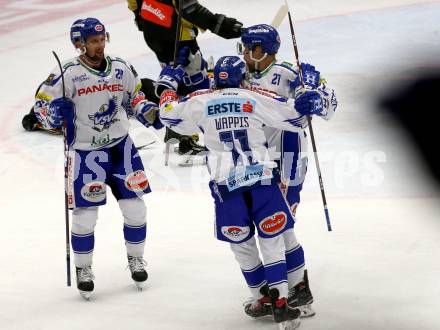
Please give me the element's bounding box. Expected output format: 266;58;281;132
1;1;439;329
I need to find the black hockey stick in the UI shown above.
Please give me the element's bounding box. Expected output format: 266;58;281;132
164;0;184;166
136;140;158;150
173;0;183;65
284;0;332;231
52;50;72;285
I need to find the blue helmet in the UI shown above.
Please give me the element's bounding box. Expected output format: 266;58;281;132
79;17;107;42
214;56;247;88
70;19;84;46
241;24;281;54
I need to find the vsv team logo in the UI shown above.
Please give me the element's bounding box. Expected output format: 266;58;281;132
88;97;119;132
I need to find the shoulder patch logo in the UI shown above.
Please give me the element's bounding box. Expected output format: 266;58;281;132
44;73;56;86
130;65;138;78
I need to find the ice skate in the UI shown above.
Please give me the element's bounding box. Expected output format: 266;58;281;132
178;154;206;166
243;284;272;318
176;136;207;166
269;288;301;330
287;270;315;318
127;256;148;290
176;136;207;156
76;266;94;301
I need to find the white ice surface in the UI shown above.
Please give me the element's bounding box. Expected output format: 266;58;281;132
0;1;440;330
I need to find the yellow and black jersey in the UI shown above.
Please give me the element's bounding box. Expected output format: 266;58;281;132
127;0;219;63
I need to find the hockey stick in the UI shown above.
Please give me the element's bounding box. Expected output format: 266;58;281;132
164;0;184;166
283;0;332;231
173;0;183;65
136;140;158;150
52;51;72;285
271;3;288;28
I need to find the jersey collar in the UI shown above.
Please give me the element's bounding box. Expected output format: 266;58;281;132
252;60;277;79
78;55;112;77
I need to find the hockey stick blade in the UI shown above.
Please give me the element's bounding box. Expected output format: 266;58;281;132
271;3;288;28
136;140;158;150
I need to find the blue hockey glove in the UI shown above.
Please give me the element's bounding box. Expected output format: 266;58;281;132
151;116;164;130
155;64;186;97
136;101;163;129
177;46;210;92
47;98;74;128
294;90;325;116
176;46;191;67
290;63;320;90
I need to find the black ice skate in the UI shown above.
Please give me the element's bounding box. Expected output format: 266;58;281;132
176;136;207;166
244;284;272;318
76;266;94;301
163;127;182;144
127;256;148;290
177;136;206;156
287;270;315;318
269;288;301;330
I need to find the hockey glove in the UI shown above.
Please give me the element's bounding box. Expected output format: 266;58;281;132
155;64;186;97
136;101;164;129
177;46;210;91
294;90;325;116
290;63;321;91
176;46;192;67
47;98;74;128
212;14;243;39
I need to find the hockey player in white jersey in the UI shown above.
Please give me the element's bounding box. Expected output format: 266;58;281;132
34;18;163;299
158;56;332;328
22;19;85;134
237;24;337;319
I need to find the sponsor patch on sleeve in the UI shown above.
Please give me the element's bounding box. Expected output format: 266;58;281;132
44;73;56;86
35;92;53;102
159;90;179;107
131;91;146;108
134;82;142;95
130;64;138;78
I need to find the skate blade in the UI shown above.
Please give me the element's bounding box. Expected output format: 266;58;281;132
178;155;193;166
134;281;147;290
178;155;206;167
79;290;92;301
278;319;301;330
299;305;316;318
